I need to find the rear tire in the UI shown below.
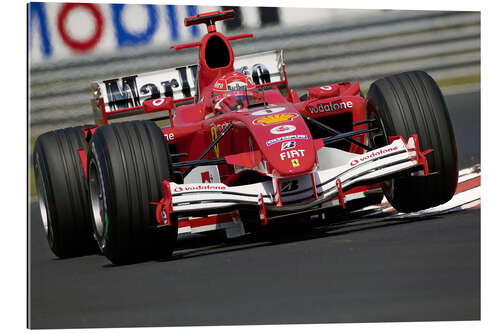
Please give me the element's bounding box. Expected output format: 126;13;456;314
87;121;177;264
33;126;97;258
366;71;458;212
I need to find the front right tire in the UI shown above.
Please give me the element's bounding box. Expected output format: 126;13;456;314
366;71;458;212
33;126;97;258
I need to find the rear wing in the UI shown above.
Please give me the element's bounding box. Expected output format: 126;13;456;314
90;50;286;124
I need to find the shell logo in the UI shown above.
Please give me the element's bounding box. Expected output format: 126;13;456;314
254;113;297;125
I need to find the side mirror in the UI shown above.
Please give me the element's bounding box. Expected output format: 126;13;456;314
143;97;174;114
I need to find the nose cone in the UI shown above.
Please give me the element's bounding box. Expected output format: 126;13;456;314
244;106;316;176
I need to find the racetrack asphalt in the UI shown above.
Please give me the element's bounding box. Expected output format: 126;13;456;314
28;91;481;328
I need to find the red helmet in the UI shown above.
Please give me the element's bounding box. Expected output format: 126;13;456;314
213;72;260;111
213;72;256;93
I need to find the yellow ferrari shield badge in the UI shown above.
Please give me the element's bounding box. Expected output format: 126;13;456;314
211;126;220;157
291;159;300;167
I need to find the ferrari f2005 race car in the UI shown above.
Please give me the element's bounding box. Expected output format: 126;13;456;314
33;10;458;264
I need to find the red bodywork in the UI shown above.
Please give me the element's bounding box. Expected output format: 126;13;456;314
92;10;368;182
88;10;393;233
165;82;366;181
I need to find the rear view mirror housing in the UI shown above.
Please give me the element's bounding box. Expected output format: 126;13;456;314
143;97;174;113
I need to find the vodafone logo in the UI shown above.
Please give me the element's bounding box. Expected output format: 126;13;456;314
164;132;174;141
152;98;164;106
270;125;296;135
174;184;227;192
349;146;399;166
308;101;353;114
320;85;333;91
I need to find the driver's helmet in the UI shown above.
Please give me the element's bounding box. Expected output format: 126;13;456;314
213;72;260;111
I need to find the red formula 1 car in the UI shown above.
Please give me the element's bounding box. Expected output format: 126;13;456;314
33;10;458;264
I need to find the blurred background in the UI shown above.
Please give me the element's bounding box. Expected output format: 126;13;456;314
28;3;480;137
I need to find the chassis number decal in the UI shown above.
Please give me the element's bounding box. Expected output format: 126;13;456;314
251;107;286;116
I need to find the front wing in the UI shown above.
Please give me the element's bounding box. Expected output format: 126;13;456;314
155;136;429;235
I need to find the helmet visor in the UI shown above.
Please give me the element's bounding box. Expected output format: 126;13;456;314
213;90;263;112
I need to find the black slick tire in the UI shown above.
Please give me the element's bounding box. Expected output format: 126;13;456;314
87;121;177;264
33;126;97;258
366;71;458;212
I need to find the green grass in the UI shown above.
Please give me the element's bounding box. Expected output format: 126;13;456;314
30;167;37;197
436;74;480;89
361;74;480;96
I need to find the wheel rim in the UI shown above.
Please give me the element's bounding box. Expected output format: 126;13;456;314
34;154;53;243
88;159;107;248
367;105;388;149
366;101;396;200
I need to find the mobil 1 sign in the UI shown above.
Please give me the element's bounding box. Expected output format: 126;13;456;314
29;3;200;64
